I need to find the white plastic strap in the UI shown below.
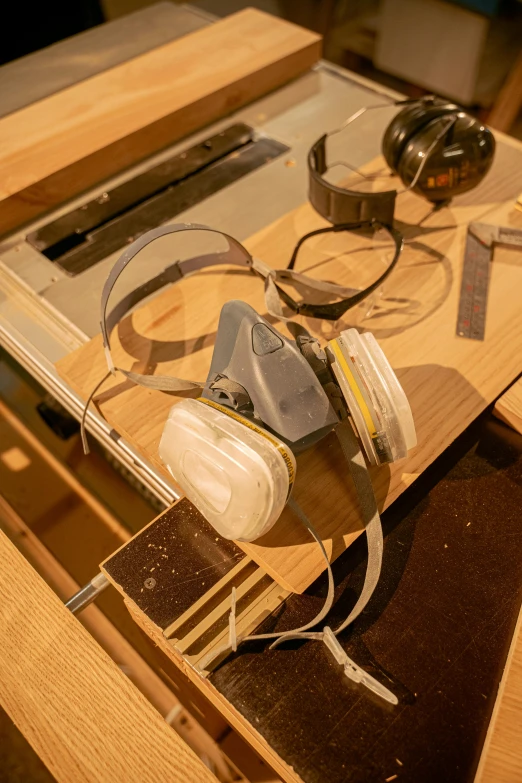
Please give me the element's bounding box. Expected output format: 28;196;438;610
199;420;394;703
228;587;237;653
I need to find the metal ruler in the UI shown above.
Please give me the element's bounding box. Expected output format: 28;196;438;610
456;222;522;340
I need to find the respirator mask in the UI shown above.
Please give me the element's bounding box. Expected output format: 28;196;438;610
160;305;415;542
86;222;416;702
92;222;415;542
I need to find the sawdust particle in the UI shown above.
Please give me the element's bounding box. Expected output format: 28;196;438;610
150;567;155;572
385;776;398;782
396;759;403;766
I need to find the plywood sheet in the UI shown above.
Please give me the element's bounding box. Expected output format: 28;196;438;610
0;9;320;235
55;138;522;592
494;377;522;434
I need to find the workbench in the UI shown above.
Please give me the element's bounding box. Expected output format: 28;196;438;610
1;4;522;783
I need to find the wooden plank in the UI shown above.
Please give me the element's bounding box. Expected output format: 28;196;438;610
0;530;217;783
0;9;320;236
0;3;208;119
0;492;174;716
493;377;522;435
124;597;301;783
475;599;522;783
488;50;522;134
55;139;522;593
0;494;237;773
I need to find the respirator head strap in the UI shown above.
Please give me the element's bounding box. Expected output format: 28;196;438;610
100;222;255;363
207;375;252;414
83;223;256;453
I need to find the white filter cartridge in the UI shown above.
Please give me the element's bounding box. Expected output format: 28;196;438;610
159;398;295;542
327;328;416;465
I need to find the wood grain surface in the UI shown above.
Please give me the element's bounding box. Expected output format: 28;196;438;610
0;493;179;718
488;50;522;134
494;377;522;435
101;418;522;783
124;597;299;783
0;9;320;235
55;139;522;593
0;531;217;783
476;596;522;783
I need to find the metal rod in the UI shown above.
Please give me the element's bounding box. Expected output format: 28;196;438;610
65;572;109;614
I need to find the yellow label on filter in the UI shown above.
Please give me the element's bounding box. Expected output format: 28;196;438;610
329;339;378;439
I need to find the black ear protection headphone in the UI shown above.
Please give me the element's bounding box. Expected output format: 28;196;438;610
308;96;496;227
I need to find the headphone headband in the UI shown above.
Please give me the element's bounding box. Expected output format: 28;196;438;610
307;95;492;225
308;136;397;225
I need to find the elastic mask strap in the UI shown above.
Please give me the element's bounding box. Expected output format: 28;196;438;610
82;223;257;452
101;223;255;366
331;419;383;633
198;420;392;703
198;499;336;671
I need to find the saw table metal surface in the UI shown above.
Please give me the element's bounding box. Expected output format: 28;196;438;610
0;2;400;507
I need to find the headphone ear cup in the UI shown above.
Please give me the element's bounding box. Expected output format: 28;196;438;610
398;112;496;201
396;115;445;190
382;100;460;173
383;104;426;172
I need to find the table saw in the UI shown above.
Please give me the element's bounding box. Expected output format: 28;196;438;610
1;4;522;783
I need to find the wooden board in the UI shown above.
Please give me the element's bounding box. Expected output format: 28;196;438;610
489;50;522;134
0;9;320;236
0;5;209;119
0;531;217;783
476;596;522;783
55;138;522;593
101;416;522;783
494;377;522;434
